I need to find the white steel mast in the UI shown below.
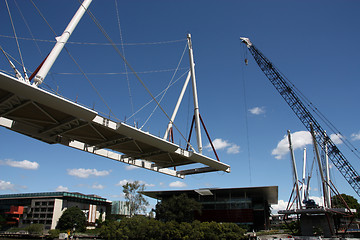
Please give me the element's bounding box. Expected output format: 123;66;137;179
324;131;332;207
287;130;302;209
33;0;92;86
310;123;331;208
164;72;191;140
187;34;202;153
301;148;307;205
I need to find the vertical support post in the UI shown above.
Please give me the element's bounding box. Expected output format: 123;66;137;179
301;148;307;205
187;34;202;153
287;130;302;209
324;131;332;207
33;0;92;86
310;123;330;208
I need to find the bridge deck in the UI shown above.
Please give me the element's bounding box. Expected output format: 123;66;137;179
0;72;230;178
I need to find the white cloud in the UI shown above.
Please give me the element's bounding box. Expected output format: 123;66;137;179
211;138;230;150
56;185;69;192
249;106;265;115
330;133;344;145
227;144;240;154
125;165;138;170
206;138;240;155
92;183;105;189
271;200;289;214
272;131;312;159
67;168;110;178
351;131;360;141
169;181;187;188
116;179;155;188
0;180;15;191
116;179;130;186
0;159;39;170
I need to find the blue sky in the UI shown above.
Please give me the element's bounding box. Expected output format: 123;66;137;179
1;0;360;213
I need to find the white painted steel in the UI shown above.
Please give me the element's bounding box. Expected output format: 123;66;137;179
34;0;92;85
287;130;302;209
187;34;202;154
164;71;191;140
310;124;330;208
324;131;332;208
301;148;307;205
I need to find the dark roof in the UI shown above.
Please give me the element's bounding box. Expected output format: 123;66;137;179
0;192;108;202
142;186;278;204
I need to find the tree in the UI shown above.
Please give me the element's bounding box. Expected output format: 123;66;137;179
26;224;44;235
155;193;201;223
122;180;149;216
56;206;87;232
332;193;360;216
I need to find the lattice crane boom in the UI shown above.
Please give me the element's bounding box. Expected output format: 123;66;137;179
241;37;360;197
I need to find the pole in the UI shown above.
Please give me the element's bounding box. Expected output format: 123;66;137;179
187;34;202;153
33;0;92;86
164;71;191;140
287;130;302;209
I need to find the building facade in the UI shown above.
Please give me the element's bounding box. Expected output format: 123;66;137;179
111;201;130;217
0;192;111;230
143;186;278;230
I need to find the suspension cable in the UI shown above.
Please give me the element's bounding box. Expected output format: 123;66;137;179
140;43;188;130
241;43;252;186
114;0;135;125
5;0;28;80
84;6;195;151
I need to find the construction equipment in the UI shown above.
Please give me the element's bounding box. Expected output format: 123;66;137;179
240;37;360;198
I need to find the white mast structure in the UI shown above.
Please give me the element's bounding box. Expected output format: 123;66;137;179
310;123;331;208
324;131;332;207
33;0;92;86
287;130;302;209
301;148;307;206
164;34;203;154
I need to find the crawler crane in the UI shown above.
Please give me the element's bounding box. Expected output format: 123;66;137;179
241;37;360;198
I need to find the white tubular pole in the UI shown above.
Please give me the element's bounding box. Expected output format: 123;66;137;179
324;131;332;207
310;123;330;208
187;34;202;153
287;130;302;209
33;0;92;86
164;71;191;140
301;148;307;205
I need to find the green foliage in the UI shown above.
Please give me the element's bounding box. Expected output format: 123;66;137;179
99;216;247;240
332;193;360;216
155;193;202;223
48;229;60;239
56;206;87;232
26;223;44;235
122;181;149;216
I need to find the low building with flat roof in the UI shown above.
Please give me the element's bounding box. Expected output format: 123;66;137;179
0;192;111;230
142;186;278;230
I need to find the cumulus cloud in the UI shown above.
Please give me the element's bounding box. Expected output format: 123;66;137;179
206;138;240;155
169;181;187;188
249;106;265;115
272;131;312;159
330;133;344;145
351;131;360;141
0;159;39;170
271;200;289;214
125;165;138;170
0;180;15;191
67;168;110;178
227;144;240;154
116;179;155;188
56;185;69;192
92;183;105;189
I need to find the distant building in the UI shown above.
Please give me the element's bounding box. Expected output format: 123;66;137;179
111;200;130;216
0;192;111;230
142;186;278;230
